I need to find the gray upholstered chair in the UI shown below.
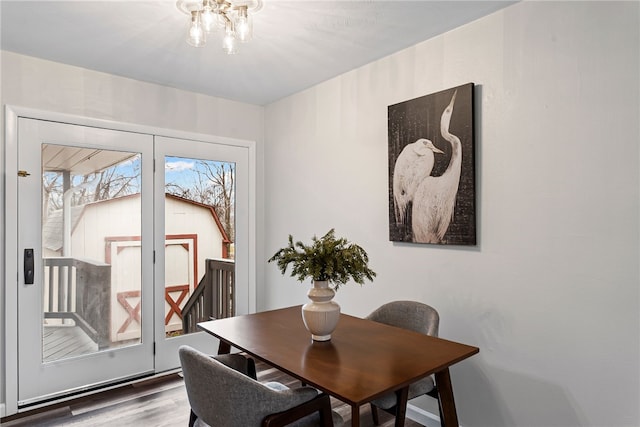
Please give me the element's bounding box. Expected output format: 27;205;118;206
179;345;343;427
365;301;442;426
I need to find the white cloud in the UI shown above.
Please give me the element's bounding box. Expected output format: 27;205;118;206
165;160;195;172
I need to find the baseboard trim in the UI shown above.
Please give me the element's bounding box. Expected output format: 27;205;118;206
1;403;6;418
406;403;442;427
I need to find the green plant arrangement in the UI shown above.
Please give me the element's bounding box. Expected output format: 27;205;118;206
268;229;376;291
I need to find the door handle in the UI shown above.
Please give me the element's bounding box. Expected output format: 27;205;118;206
24;248;34;285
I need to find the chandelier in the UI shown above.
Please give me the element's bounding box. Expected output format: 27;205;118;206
176;0;263;54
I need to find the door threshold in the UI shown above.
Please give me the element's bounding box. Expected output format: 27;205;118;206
13;368;181;415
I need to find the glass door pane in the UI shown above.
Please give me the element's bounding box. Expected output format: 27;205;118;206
41;145;143;362
163;156;236;338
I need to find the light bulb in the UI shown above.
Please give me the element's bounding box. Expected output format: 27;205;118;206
222;21;237;54
201;6;215;33
235;6;252;42
187;10;206;47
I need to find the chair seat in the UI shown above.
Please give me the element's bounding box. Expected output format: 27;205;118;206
370;375;435;410
264;382;343;427
264;381;290;391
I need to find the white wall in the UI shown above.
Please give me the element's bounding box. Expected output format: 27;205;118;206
264;2;639;426
0;51;265;412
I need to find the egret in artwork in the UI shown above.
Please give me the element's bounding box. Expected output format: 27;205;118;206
392;138;444;227
411;90;462;243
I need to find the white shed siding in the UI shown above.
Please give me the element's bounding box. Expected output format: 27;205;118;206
165;196;225;282
64;194;227;340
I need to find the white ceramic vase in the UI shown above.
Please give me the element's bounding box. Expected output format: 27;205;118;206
301;280;340;341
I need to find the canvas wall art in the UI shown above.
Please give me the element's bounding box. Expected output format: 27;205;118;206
388;83;476;245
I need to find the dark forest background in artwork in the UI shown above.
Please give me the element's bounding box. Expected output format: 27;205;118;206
388;83;476;245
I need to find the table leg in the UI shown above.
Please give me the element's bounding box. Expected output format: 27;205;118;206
394;386;409;427
217;340;231;355
435;368;459;427
351;404;360;427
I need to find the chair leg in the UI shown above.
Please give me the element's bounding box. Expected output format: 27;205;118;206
426;387;443;427
370;403;380;426
188;409;197;427
247;357;257;380
373;387;440;427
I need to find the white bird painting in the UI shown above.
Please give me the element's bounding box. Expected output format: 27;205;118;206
388;83;475;245
411;90;462;243
392;138;444;226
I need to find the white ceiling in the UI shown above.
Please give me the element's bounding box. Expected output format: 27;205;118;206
1;0;516;105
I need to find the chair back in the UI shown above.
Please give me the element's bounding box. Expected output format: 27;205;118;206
366;300;439;337
179;345;319;426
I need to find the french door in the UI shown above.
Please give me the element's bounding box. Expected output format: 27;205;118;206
7;110;254;411
153;135;251;371
16;118;155;404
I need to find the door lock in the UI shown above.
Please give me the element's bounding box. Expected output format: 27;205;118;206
24;248;34;285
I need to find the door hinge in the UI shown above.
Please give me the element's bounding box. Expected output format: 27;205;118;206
153;342;156;355
153;250;156;264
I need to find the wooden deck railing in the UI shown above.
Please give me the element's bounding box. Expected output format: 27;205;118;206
182;258;235;334
44;257;111;349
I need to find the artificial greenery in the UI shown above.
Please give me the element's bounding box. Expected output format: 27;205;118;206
268;229;376;291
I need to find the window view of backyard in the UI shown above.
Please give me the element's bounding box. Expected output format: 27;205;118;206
164;156;236;337
41;144;235;362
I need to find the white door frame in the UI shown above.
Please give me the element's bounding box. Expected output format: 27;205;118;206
3;105;257;416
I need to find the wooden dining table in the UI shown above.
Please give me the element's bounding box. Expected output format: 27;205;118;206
197;305;479;427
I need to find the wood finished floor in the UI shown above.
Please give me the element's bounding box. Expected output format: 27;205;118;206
2;359;423;427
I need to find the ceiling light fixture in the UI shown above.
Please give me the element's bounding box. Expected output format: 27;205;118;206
177;0;262;54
